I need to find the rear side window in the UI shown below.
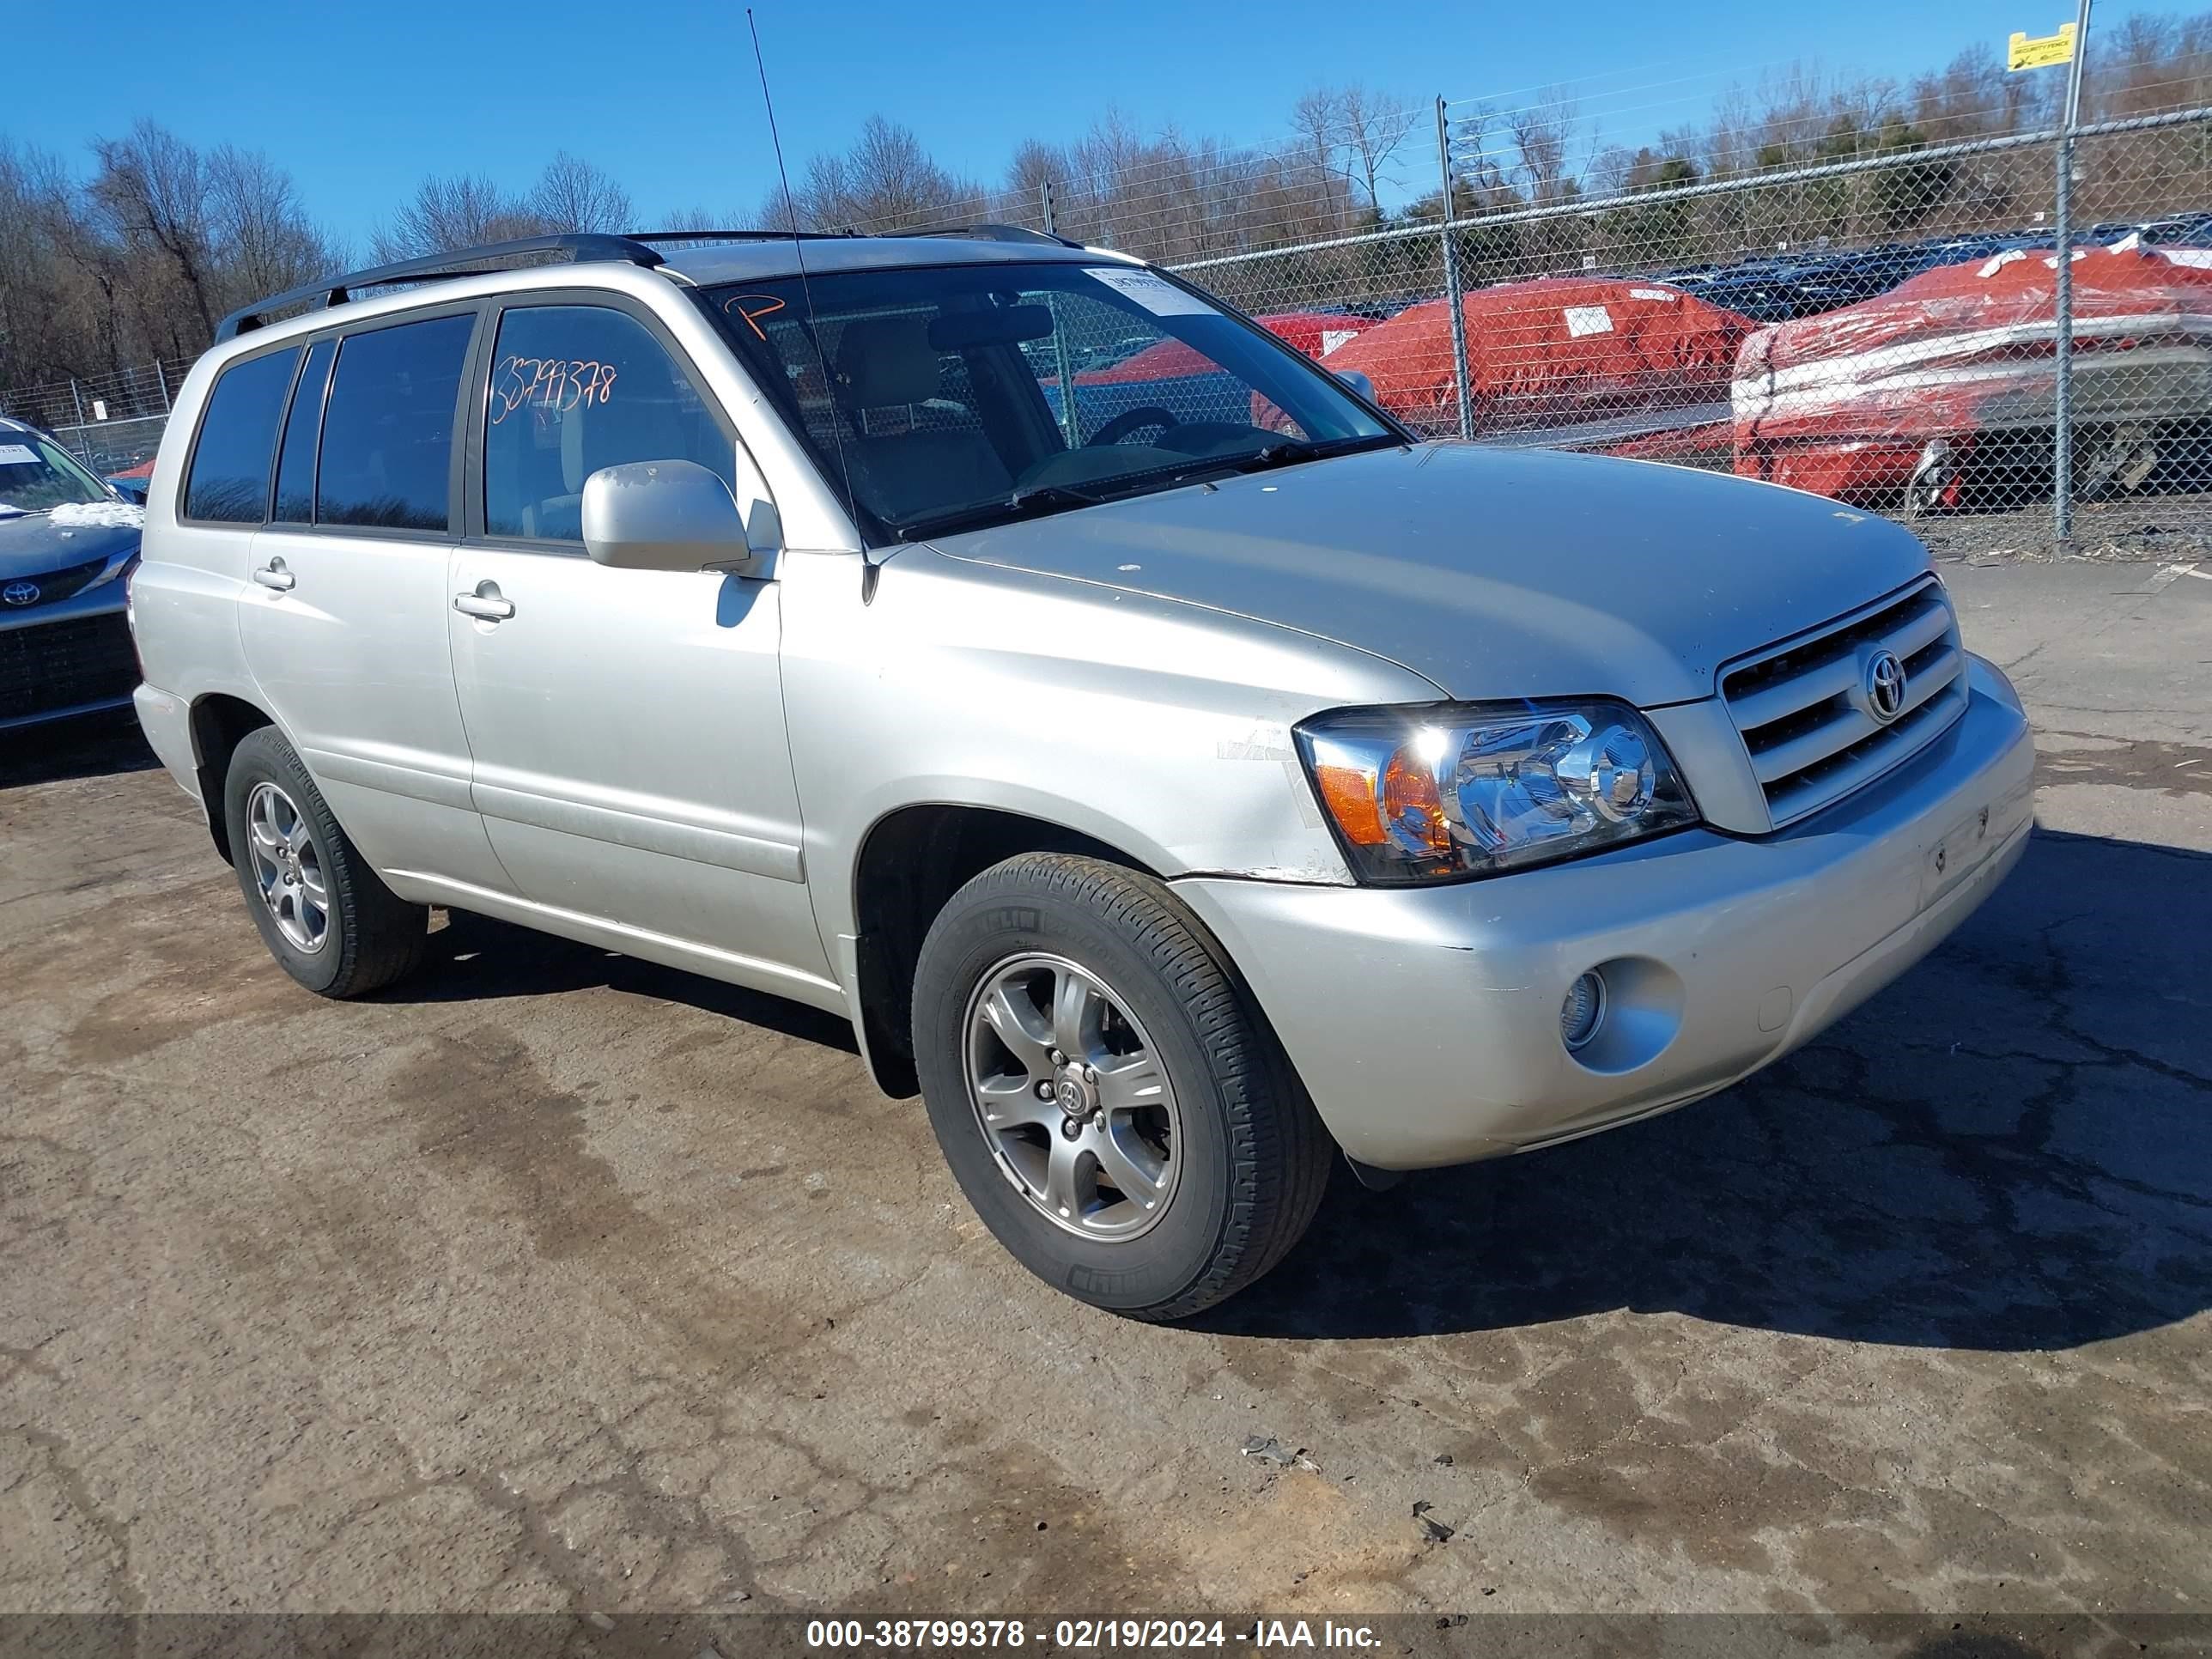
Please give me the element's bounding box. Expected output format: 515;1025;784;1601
184;347;300;522
483;305;732;543
317;314;474;531
272;337;336;524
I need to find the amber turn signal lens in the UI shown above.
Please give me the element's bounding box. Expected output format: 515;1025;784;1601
1315;744;1452;856
1315;763;1388;845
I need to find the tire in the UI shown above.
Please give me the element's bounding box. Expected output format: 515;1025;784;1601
223;726;428;998
911;853;1330;1321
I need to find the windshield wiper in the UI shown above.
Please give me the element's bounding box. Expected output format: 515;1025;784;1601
891;481;1104;542
1199;433;1400;476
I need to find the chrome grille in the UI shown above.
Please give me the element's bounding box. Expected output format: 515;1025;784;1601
1721;577;1969;829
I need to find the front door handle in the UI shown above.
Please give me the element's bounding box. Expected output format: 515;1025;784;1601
252;558;295;592
453;582;515;622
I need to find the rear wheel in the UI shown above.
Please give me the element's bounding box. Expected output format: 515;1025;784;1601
911;853;1330;1320
223;726;428;998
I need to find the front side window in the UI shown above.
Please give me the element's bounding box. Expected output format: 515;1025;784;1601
483;305;732;543
701;261;1395;542
317;314;474;532
182;347;300;522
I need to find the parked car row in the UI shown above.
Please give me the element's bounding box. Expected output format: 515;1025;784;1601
1661;213;2212;323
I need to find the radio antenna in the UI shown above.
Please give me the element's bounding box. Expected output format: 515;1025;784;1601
746;8;859;533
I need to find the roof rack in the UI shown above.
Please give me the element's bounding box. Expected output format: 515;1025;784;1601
213;233;668;343
213;222;1089;345
895;223;1081;248
628;228;854;245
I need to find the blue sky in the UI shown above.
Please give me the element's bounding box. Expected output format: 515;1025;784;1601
6;0;2165;245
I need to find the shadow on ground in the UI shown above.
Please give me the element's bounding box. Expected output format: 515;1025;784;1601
383;906;860;1056
1199;828;2212;1351
0;710;155;789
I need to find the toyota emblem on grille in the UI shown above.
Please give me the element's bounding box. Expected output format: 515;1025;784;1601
1863;648;1907;724
2;580;39;607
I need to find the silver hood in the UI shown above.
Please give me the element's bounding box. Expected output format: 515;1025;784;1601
923;442;1934;708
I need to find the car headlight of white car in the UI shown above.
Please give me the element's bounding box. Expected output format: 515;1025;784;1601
1295;699;1700;884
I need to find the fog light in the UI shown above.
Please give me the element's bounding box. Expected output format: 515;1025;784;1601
1560;970;1606;1050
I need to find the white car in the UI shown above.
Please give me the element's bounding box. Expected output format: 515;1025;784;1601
127;229;2035;1318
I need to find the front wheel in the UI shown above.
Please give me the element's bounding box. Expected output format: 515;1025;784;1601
911;854;1330;1320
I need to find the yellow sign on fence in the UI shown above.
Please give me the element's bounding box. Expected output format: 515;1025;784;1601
2008;22;2077;70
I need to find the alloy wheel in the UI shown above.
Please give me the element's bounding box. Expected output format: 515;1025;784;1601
963;951;1182;1241
245;780;330;953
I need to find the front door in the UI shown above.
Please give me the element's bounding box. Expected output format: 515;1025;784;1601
447;298;830;990
238;308;510;894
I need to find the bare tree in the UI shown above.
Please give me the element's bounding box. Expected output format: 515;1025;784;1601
1506;89;1581;205
1337;84;1419;212
1290;86;1348;229
0;140;115;384
88;121;217;343
787;116;983;232
532;152;633;234
208;146;339;301
370;173;543;262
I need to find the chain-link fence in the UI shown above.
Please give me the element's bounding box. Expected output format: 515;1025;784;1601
0;356;187;477
9;59;2212;547
1152;102;2212;554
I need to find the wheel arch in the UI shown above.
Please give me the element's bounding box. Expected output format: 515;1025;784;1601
845;802;1162;1098
188;691;279;862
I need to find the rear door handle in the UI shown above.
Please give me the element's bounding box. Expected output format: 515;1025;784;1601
252;558;295;592
453;583;515;622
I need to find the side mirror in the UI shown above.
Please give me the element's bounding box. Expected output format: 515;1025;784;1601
580;459;766;574
1334;367;1377;404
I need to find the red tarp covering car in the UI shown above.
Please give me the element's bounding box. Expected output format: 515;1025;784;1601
1321;276;1755;438
1733;240;2212;506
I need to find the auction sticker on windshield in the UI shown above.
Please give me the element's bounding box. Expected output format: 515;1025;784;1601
1087;268;1215;316
0;444;40;465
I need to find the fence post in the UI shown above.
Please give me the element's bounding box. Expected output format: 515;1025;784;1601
70;380;85;430
1436;98;1474;441
2053;0;2094;547
1040;179;1057;237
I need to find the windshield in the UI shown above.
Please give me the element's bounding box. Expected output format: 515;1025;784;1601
699;261;1398;542
0;429;111;516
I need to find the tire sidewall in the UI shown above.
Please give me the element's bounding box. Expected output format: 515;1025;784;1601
225;730;348;994
915;878;1240;1315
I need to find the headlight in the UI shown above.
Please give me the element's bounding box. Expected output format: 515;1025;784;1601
1296;699;1699;884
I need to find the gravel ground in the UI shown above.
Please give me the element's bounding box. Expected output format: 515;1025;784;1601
1917;494;2212;565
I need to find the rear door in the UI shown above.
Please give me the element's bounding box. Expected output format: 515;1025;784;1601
447;295;828;987
237;307;510;893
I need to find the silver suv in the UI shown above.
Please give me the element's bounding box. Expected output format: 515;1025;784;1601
129;229;2035;1319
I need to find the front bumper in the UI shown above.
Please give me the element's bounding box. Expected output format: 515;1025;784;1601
1173;655;2035;1170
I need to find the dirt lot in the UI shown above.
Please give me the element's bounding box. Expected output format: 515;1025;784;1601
3;557;2209;1619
